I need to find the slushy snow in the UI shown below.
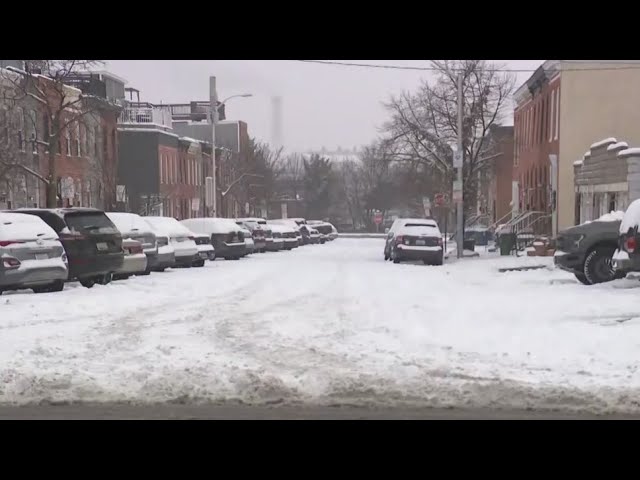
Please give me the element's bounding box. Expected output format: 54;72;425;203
3;239;640;414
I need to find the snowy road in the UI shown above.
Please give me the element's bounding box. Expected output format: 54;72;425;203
3;238;640;415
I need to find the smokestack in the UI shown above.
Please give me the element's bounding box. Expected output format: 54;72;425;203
271;96;283;149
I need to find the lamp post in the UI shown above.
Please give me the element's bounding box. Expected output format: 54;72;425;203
209;76;252;217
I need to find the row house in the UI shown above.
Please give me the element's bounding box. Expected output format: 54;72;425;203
513;60;640;234
0;63;122;210
117;92;211;219
171;104;257;218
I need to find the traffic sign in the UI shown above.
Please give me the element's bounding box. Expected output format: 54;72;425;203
373;212;383;225
452;190;463;203
453;150;463;168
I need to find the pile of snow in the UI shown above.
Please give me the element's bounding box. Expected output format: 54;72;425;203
596;211;625;222
590;137;617;149
144;216;193;237
106;212;151;234
618;148;640;157
573;159;584;167
607;141;629;151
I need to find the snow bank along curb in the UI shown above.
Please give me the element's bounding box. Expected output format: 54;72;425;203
339;233;386;239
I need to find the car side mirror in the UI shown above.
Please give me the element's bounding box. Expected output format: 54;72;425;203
384;228;390;234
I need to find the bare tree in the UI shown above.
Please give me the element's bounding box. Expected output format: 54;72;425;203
0;60;106;207
383;60;515;216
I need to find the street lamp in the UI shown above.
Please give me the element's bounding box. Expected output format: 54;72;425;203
209;76;253;217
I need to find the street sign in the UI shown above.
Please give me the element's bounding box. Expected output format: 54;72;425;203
191;197;200;212
453;180;462;192
453;150;463;168
373;212;383;225
452;190;463;203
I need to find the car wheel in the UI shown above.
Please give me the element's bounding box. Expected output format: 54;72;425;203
584;246;617;285
194;260;205;268
574;272;591;285
96;273;113;286
80;278;96;289
139;269;151;276
391;250;401;264
422;259;431;265
433;255;444;266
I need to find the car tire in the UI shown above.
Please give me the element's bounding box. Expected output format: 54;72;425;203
391;250;401;264
96;273;113;286
34;280;65;293
575;272;591;285
80;278;96;289
433;255;444;266
193;260;205;268
139;269;151;276
584;246;617;285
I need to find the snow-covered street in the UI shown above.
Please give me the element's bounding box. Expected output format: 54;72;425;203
3;238;640;414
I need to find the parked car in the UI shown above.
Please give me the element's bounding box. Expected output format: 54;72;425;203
144;216;198;268
270;219;304;244
308;222;332;243
153;235;176;272
266;224;285;251
113;239;148;280
613;202;640;275
270;224;299;250
555;211;625;285
236;218;267;252
193;233;215;266
0;212;69;295
106;212;158;274
180;218;246;260
239;227;255;255
329;224;339;241
384;218;444;265
16;208;124;288
306;226;322;244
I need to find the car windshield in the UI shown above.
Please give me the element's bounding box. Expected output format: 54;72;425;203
65;212;119;235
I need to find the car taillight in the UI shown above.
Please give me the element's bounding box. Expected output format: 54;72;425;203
438;237;443;246
0;240;24;247
395;235;403;244
62;253;68;263
625;236;637;253
188;236;195;241
2;256;21;268
129;244;143;255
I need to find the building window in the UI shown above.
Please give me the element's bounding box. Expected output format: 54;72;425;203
554;88;560;140
16;107;25;152
29;110;38;154
65;127;71;156
85;125;91;158
550;90;555;142
94;127;100;158
75;122;81;157
609;193;617;213
43;115;50;153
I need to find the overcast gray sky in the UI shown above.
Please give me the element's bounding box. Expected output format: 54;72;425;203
107;60;543;152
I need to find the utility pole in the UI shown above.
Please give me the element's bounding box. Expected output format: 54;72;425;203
455;73;464;259
209;76;218;217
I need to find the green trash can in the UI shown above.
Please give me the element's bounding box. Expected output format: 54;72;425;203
499;233;516;256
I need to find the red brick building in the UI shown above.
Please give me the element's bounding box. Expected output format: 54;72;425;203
513;63;561;216
485;125;514;225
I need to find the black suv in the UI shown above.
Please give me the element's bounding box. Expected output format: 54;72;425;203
554;219;624;285
16;208;124;288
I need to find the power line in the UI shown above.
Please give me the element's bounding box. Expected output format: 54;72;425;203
296;60;640;73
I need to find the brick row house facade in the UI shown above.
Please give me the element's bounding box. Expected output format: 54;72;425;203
117;97;211;219
0;64;122;210
512;60;640;234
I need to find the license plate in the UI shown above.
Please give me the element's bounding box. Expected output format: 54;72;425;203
96;242;108;251
35;253;48;260
200;252;208;258
416;239;426;246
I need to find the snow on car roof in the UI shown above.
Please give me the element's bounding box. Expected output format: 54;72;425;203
106;212;152;234
620;200;640;233
181;217;241;235
268;223;295;233
396;225;441;236
143;216;192;237
0;212;58;241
